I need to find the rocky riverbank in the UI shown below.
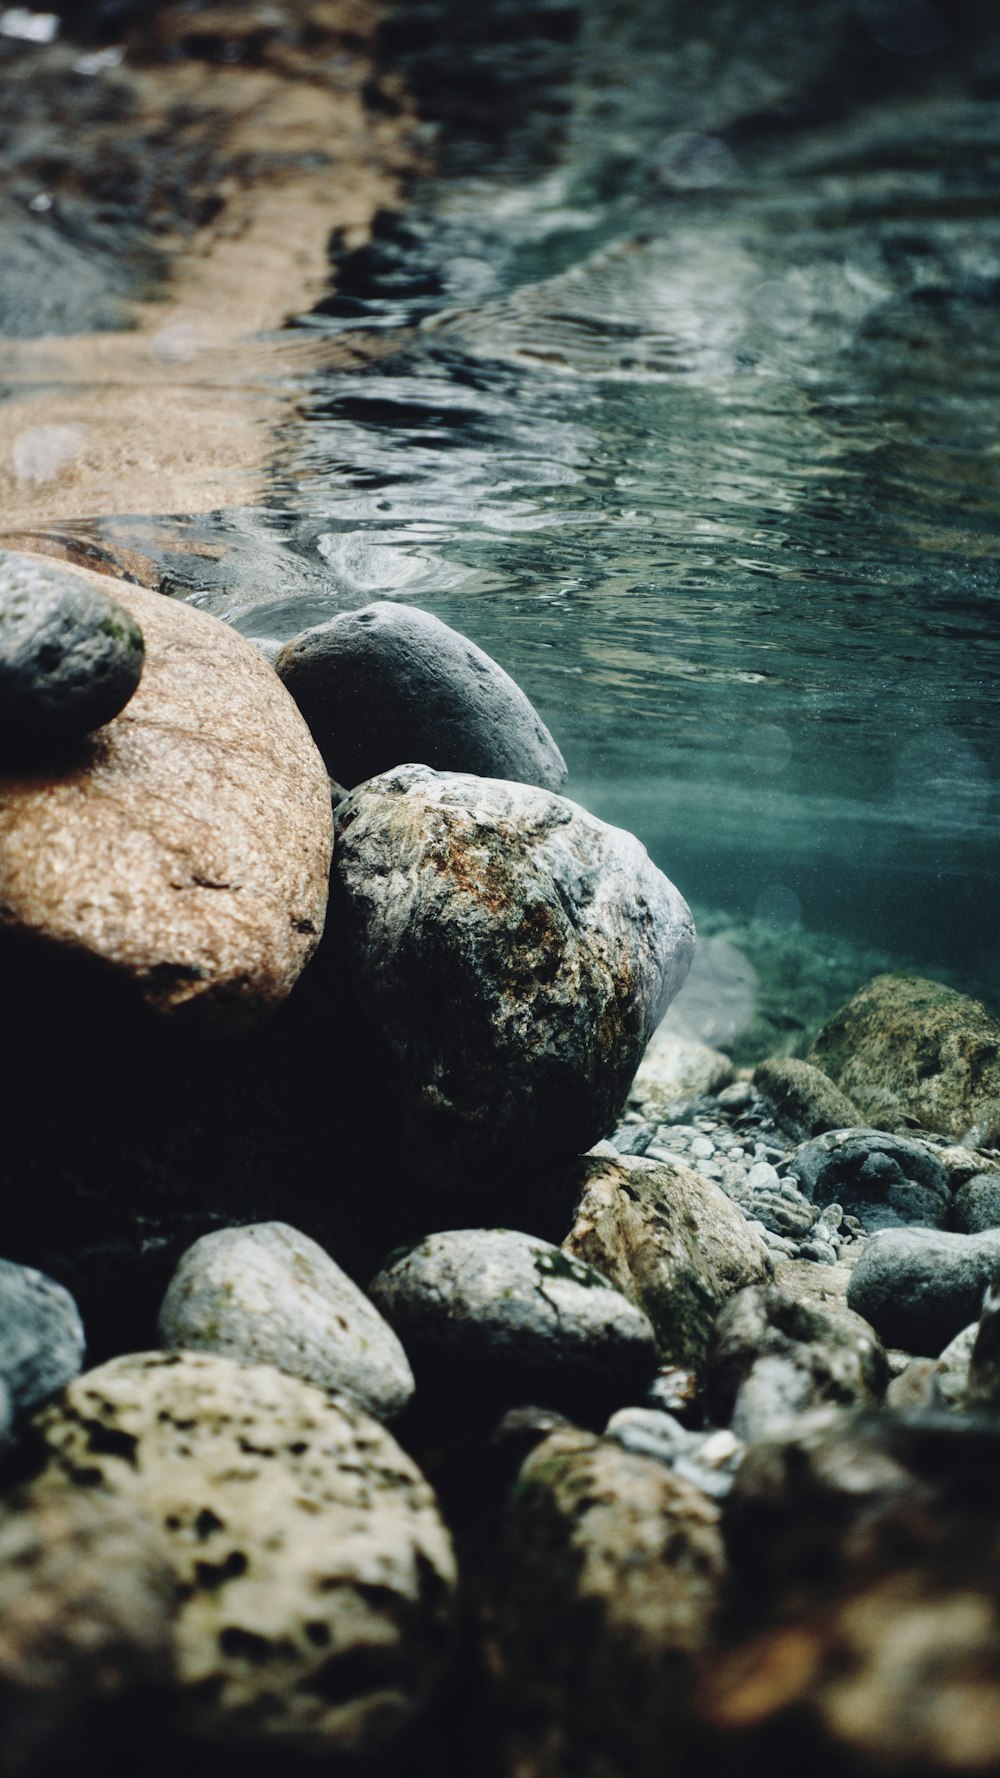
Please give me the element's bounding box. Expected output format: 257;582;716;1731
2;542;1000;1775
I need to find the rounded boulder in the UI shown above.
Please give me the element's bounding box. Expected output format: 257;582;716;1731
331;765;695;1180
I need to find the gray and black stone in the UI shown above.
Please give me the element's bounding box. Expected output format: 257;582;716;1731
848;1226;1000;1355
0;550;144;750
369;1228;658;1411
331;766;695;1184
275;601;567;791
787;1128;949;1231
0;1258;85;1423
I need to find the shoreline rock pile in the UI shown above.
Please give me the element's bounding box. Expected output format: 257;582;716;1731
2;548;1000;1774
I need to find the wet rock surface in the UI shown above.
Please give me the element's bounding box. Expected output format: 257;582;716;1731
810;974;1000;1141
0;564;332;1030
0;1480;176;1778
489;1425;726;1778
275;601;567;791
706;1284;887;1441
848;1227;1000;1355
33;1351;457;1759
158;1222;415;1422
695;1411;1000;1777
369;1228;657;1410
562;1151;773;1368
752;1054;863;1140
0;1259;85;1425
331;765;694;1182
786;1127;951;1230
0;550;144;749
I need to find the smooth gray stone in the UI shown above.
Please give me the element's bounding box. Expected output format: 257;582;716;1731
787;1128;949;1230
369;1228;657;1406
848;1227;1000;1355
276;600;567;791
707;1283;887;1429
332;766;695;1181
0;1258;85;1416
158;1222;414;1421
0;550;144;747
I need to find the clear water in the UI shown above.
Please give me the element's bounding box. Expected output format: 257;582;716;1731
77;0;1000;1035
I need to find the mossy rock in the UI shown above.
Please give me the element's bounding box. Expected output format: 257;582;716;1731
809;974;1000;1141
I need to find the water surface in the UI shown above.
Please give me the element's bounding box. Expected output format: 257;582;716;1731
62;0;1000;1036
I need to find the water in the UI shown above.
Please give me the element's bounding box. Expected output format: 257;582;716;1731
65;0;1000;1032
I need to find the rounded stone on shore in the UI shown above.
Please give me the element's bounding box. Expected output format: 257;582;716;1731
276;600;567;791
158;1222;415;1421
33;1351;457;1758
369;1228;658;1407
0;549;144;749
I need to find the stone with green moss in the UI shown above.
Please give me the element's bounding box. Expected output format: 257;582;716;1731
809;974;1000;1140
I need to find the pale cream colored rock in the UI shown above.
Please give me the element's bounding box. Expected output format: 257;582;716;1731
563;1152;772;1367
0;560;332;1026
630;1027;734;1111
33;1351;457;1758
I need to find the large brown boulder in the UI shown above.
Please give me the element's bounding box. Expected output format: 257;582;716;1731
0;559;332;1029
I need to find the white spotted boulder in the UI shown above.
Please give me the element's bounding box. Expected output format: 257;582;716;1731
33;1351;457;1759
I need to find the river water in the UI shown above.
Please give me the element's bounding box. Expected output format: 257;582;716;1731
94;0;1000;1052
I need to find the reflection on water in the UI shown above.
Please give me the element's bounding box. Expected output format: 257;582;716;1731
50;1;1000;1023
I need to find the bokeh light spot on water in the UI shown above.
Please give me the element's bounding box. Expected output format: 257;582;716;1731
11;424;87;485
754;884;803;931
0;9;58;43
744;724;793;775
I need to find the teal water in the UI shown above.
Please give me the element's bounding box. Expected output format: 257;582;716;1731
86;0;1000;1032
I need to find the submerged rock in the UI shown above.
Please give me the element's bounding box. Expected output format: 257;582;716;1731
629;1029;734;1113
276;600;567;791
331;766;694;1180
369;1228;657;1410
490;1425;725;1778
696;1411;1000;1777
0;1258;85;1423
0;549;144;749
0;1481;175;1778
847;1226;1000;1354
0;564;332;1028
706;1284;887;1442
752;1054;862;1139
951;1172;1000;1233
787;1127;950;1230
158;1222;414;1421
561;1152;772;1369
809;973;1000;1141
33;1351;456;1759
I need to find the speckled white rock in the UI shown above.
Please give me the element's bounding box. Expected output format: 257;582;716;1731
369;1228;657;1404
158;1222;414;1421
333;765;695;1181
32;1352;456;1759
